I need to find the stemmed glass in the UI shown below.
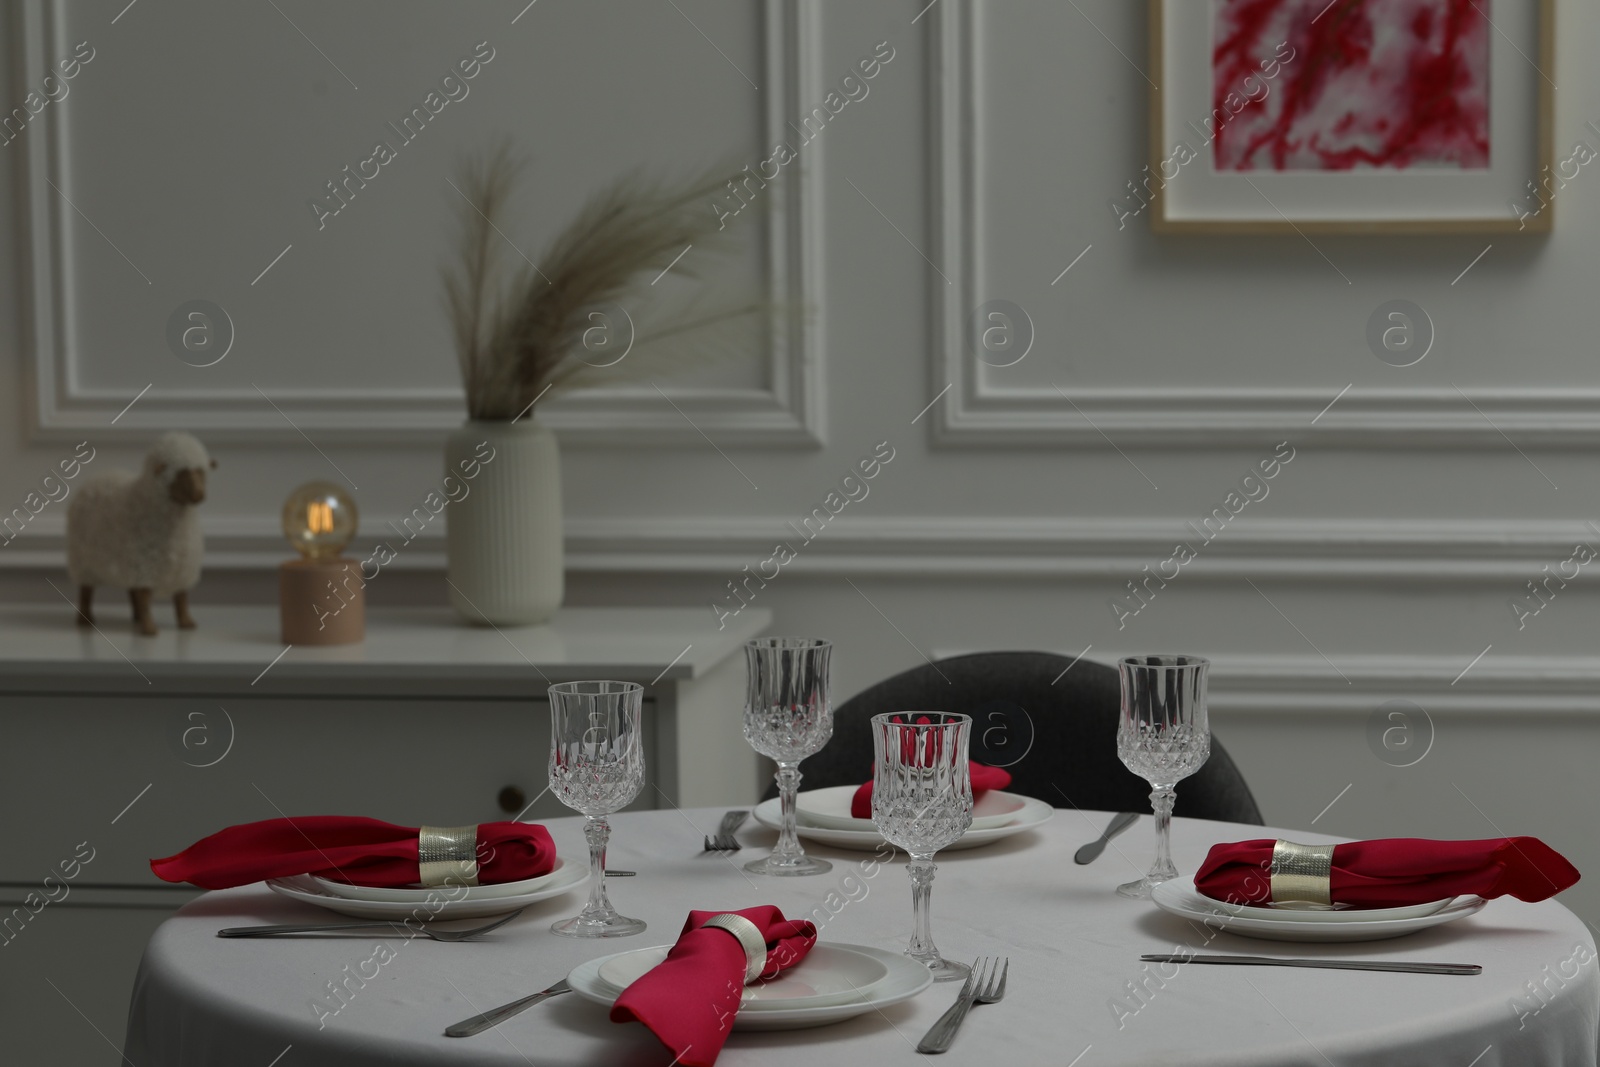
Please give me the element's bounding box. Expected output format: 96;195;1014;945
547;680;647;937
870;712;973;981
743;637;833;876
1115;655;1211;899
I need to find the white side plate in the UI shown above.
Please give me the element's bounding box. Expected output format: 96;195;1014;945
597;943;892;1010
1151;878;1487;942
266;859;588;920
310;858;569;903
755;794;1053;852
1199;887;1455;924
569;942;933;1030
795;785;1027;832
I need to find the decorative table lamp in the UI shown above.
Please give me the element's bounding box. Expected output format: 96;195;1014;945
279;481;364;645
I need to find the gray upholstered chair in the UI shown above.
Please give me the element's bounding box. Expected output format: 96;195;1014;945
774;651;1263;824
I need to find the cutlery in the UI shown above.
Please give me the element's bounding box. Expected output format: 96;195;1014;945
1074;811;1139;865
444;979;573;1037
217;908;524;942
1139;954;1481;975
916;956;1009;1054
703;809;750;852
604;870;636;877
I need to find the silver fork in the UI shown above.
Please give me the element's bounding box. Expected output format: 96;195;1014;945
217;908;524;942
916;956;1009;1054
702;809;750;852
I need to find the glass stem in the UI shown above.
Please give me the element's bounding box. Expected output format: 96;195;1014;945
1148;785;1178;883
905;853;940;964
582;815;614;918
773;762;804;860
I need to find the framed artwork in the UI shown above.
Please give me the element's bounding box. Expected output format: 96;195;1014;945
1147;0;1555;234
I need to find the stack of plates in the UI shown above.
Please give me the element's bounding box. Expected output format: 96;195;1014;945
568;943;934;1030
266;858;589;920
752;785;1054;852
1150;877;1487;942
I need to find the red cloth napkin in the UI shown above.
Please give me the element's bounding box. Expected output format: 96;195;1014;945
149;816;557;890
611;905;817;1066
851;762;1012;819
1195;837;1580;909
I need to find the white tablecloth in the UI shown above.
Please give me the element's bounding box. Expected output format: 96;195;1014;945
124;809;1599;1067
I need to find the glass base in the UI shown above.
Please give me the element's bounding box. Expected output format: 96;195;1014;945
1116;875;1171;899
744;852;832;876
915;954;971;982
550;912;647;938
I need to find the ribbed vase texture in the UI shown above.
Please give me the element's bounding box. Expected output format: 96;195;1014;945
444;419;564;625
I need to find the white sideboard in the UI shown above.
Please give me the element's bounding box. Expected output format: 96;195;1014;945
0;604;769;1067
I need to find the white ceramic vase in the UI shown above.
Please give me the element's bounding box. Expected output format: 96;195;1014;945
444;419;564;625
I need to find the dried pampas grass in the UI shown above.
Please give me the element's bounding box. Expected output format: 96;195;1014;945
444;142;763;421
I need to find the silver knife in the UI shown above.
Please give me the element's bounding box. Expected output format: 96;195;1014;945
218;921;423;937
444;979;572;1037
1140;954;1481;975
1075;812;1139;864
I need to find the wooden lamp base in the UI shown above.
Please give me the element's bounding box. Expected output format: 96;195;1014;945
279;558;365;645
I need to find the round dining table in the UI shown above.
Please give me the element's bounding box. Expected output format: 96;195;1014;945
123;807;1599;1067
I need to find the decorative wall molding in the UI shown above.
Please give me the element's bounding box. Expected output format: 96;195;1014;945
928;648;1600;717
6;513;1598;580
928;0;1600;448
19;0;824;447
12;507;1600;714
1204;654;1600;716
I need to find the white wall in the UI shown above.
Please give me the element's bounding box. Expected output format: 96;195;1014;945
3;0;1598;924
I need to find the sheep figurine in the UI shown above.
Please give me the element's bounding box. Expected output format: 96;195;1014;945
67;431;215;636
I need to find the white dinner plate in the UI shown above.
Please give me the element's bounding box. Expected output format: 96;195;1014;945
309;858;570;903
266;859;588;920
795;785;1029;833
596;943;891;1010
568;942;933;1030
754;793;1053;852
1151;877;1488;942
1200;888;1456;924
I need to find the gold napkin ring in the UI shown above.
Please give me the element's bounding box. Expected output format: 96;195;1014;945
702;913;767;984
418;825;480;887
1270;840;1335;905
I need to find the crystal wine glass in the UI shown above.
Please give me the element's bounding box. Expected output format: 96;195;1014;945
743;637;833;876
870;712;973;981
1115;655;1211;899
547;680;647;937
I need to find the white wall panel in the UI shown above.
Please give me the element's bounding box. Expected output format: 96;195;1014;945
14;0;822;443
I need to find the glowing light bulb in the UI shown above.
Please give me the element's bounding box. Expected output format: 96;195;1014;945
307;500;334;536
282;482;357;562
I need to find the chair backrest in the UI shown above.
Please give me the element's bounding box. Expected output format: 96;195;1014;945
787;651;1264;825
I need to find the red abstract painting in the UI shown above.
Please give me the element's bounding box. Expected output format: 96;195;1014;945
1212;0;1490;170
